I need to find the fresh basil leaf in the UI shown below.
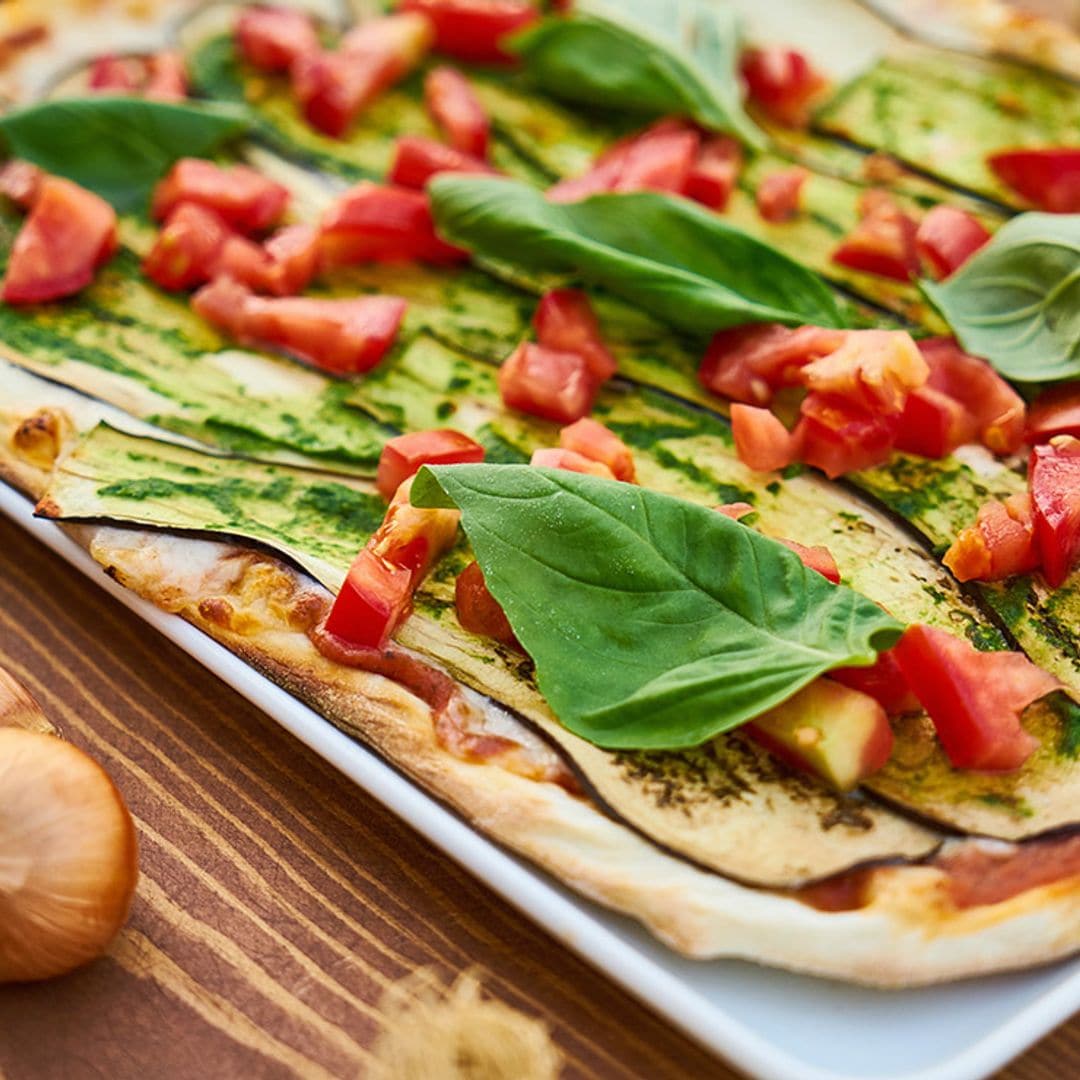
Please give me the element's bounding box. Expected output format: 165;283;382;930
412;464;902;750
429;176;847;334
0;97;251;213
922;213;1080;383
510;0;764;149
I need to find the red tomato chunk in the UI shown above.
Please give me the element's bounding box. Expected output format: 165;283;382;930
397;0;539;63
530;446;615;479
533;289;617;384
832;191;919;282
2;176;117;304
376;428;485;500
320;182;465;265
558;418;636;482
425;66;490;158
1030;437;1080;588
916;205;990;280
731;403;797;473
1026;383;1080;444
755;167;807;223
388;136;495;190
153;159;288;234
684;136;742;211
455;561;517;647
193;277;407;375
498;342;595;424
893;624;1055;771
987;148;1080;214
740;47;828;128
236;6;320;72
944;494;1040;583
293;14;433;138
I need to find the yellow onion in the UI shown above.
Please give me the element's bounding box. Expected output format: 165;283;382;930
0;726;138;982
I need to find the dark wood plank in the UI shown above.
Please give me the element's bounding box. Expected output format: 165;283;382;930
0;515;1076;1078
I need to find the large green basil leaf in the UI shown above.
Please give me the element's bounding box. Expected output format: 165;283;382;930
429;176;847;333
922;213;1080;382
510;0;764;149
412;464;902;750
0;98;251;213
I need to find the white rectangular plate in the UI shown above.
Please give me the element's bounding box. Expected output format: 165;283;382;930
5;482;1079;1080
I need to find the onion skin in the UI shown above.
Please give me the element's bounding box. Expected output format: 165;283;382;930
0;667;54;734
0;728;138;982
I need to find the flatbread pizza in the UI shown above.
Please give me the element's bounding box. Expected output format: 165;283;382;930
1;0;1078;986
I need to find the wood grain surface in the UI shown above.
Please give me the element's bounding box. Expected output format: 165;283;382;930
0;513;1076;1080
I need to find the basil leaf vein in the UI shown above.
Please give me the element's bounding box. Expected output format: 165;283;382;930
412;464;902;750
0;98;251;213
922;213;1080;382
510;0;764;149
430;176;847;333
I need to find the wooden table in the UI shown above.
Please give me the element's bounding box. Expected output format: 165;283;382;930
0;515;1075;1080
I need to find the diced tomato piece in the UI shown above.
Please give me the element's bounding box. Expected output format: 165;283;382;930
324;549;414;647
795;392;899;478
916;205;991;280
893;624;1056;771
236;5;320;72
1026;383;1080;444
987;148;1080;214
755;166;807;223
714;502;754;520
801;329;928;414
388;135;495;190
397;0;538;63
340;11;434;70
291;50;391;139
918;337;1025;455
832;191;919;282
498;342;595;424
533;288;617;384
740;46;829;128
192;277;407;374
832;647;920;716
143;51;188;102
455;561;517;646
0;161;44;209
698;323;844;405
376;428;485;500
558;418;635;482
152;159;288;234
944;493;1040;583
259;223;321;295
731;403;797;473
1030;437;1080;588
684;135;742;211
612;120;699;195
319;182;465;265
547;120;699;202
895;385;977;459
531;446;615;479
1;177;117;304
547;148;628;203
326;473;461;648
143;202;231;291
87;54;142;93
375;473;461;577
777;539;841;583
425;66;490;158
